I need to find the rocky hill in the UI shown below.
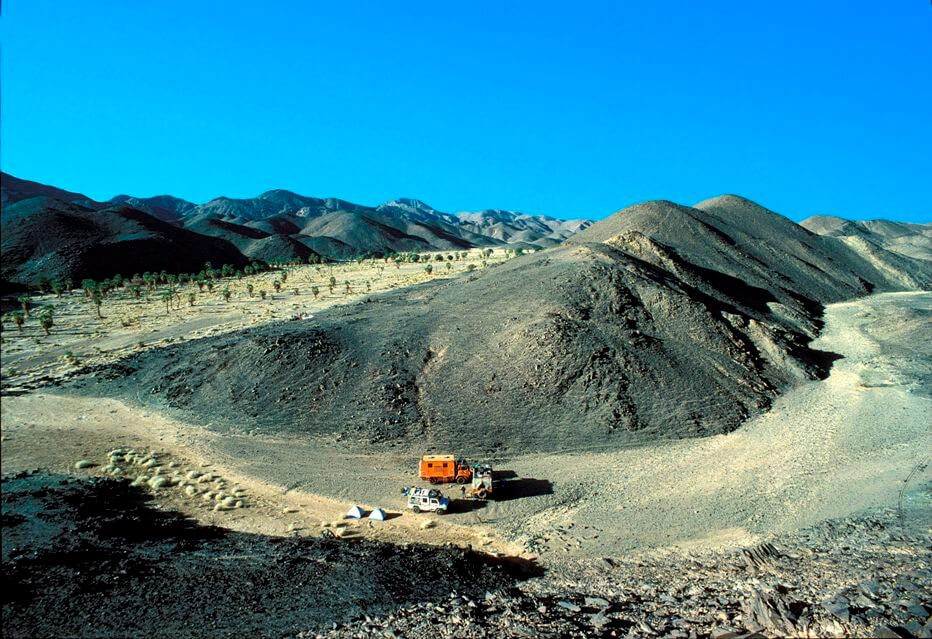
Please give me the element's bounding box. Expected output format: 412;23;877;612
1;173;591;286
801;215;931;261
1;197;248;286
87;195;930;454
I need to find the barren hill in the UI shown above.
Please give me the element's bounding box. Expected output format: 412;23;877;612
108;194;197;223
801;215;931;261
1;173;99;210
1;197;249;285
88;196;929;455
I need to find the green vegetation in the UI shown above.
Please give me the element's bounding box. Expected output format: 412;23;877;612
10;311;25;332
91;288;104;319
38;308;54;336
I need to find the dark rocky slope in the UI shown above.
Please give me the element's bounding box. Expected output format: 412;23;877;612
1;198;248;285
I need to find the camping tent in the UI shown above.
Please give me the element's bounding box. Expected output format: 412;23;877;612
369;508;387;521
346;505;365;519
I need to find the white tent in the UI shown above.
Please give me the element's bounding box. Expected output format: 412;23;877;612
368;508;387;521
346;505;365;519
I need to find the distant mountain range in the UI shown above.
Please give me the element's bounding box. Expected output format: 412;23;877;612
0;172;592;288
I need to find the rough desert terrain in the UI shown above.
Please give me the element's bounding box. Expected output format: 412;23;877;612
3;290;930;638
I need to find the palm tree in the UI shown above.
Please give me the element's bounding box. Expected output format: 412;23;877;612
188;292;196;307
52;282;63;297
63;278;74;294
246;283;254;297
11;311;25;332
259;290;267;300
17;295;31;318
344;281;352;294
311;286;319;299
425;264;433;275
273;280;282;293
222;288;232;302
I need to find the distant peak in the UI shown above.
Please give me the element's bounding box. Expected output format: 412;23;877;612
379;198;441;214
259;188;297;196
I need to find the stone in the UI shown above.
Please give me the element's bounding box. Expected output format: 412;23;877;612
585;596;610;608
74;460;95;469
148;476;170;489
589;611;610;627
824;599;851;622
557;600;581;612
907;604;930;619
743;590;800;635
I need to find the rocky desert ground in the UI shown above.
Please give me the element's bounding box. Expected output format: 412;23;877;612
2;235;930;638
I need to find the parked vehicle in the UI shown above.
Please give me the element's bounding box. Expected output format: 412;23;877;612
402;486;449;514
419;454;473;484
469;463;494;499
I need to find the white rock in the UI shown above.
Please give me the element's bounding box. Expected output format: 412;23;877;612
148;476;170;489
74;460;95;469
186;470;202;480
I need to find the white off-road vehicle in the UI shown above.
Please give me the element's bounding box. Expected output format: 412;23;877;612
402;486;449;514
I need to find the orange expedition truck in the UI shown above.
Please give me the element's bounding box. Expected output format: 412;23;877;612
419;454;473;484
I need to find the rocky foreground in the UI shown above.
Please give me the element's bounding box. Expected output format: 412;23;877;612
4;471;928;639
315;501;931;639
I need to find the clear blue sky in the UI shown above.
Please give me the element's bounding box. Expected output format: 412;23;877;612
2;1;930;222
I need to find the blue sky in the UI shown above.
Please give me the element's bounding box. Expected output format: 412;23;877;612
2;1;930;222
